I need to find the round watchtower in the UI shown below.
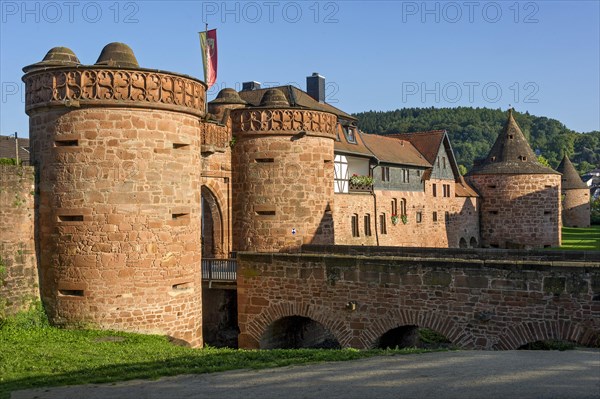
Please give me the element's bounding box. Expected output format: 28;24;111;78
557;155;590;227
466;109;561;249
231;88;337;252
23;43;206;346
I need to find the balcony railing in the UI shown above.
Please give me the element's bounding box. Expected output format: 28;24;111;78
349;181;373;193
201;258;237;282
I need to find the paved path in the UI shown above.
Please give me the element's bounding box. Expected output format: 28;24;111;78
12;349;600;399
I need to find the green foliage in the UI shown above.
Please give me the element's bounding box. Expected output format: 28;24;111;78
0;158;19;166
592;198;600;225
458;164;468;175
537;155;551;167
349;174;373;186
0;322;436;398
418;328;451;345
353;107;600;175
519;340;577;351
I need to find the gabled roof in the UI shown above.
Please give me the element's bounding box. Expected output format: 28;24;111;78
237;85;356;121
360;133;430;168
384;130;446;165
467;109;559;175
334;125;373;158
556;155;588;190
0;135;30;162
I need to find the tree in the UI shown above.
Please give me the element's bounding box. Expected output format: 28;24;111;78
458;164;468;176
537;155;551;168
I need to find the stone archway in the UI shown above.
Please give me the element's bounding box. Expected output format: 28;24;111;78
260;316;341;349
201;186;224;258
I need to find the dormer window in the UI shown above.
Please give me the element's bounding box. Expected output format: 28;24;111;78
509;134;514;139
490;156;496;162
344;126;357;144
519;155;527;161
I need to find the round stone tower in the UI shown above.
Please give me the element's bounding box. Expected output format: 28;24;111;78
231;88;337;252
23;43;206;346
557;155;590;227
466;109;561;249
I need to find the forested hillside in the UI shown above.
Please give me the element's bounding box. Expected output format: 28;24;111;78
353;107;599;174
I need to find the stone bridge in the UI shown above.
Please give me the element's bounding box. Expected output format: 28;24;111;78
237;247;600;350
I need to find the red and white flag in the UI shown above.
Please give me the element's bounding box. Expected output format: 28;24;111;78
200;29;217;88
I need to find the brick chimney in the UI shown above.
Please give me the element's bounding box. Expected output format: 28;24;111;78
242;81;261;91
306;73;325;103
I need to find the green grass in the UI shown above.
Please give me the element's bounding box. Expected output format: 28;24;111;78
558;226;600;250
0;305;436;398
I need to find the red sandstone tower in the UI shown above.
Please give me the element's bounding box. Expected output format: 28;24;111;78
23;44;206;345
466;109;561;249
556;155;590;227
230;88;337;252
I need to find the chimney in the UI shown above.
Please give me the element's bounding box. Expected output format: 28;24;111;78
242;81;261;91
306;73;325;103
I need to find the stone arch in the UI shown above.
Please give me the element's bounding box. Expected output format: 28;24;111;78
240;302;348;349
492;320;600;350
260;315;341;349
364;309;472;349
459;237;468;248
469;237;478;248
201;183;227;258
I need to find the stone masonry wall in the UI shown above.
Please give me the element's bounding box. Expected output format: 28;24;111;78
0;165;38;316
562;188;590;228
29;107;203;346
237;252;600;350
333;179;479;248
467;174;561;249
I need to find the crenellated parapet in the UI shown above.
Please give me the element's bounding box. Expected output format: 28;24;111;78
232;108;337;138
23;67;206;117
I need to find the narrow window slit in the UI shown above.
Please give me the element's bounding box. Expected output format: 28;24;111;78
256;210;276;216
58;215;84;222
172;213;189;220
55;139;78;147
59;289;84;297
255;158;275;163
172;282;192;291
173;143;189;149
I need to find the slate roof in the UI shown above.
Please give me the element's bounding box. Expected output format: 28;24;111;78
236;85;356;121
556;155;588;190
334;125;373;158
0;135;30;163
467;109;559;175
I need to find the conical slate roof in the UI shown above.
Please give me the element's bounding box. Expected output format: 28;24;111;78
467;109;559;175
556;155;588;189
95;42;139;68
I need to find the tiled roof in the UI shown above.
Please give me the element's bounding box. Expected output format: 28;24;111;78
334;125;373;158
384;130;446;165
556;155;588;190
467;110;559;175
455;176;479;197
237;85;356;121
0;135;30;162
360;133;431;168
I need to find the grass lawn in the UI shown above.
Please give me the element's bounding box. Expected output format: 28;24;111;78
559;225;600;250
0;306;436;398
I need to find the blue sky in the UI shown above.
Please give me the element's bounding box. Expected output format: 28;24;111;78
1;0;599;137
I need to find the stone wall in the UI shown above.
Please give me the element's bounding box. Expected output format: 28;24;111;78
237;252;600;350
0;165;38;316
562;188;591;228
333;179;479;248
231;108;337;252
467;173;561;248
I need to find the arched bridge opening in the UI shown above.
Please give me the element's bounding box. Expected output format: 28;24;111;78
260;316;341;349
375;325;452;349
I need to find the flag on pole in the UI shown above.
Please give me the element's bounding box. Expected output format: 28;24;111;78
200;29;218;88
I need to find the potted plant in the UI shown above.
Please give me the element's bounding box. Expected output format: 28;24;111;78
391;214;399;225
401;214;408;224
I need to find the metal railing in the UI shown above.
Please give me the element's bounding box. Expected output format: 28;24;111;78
201;258;237;282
